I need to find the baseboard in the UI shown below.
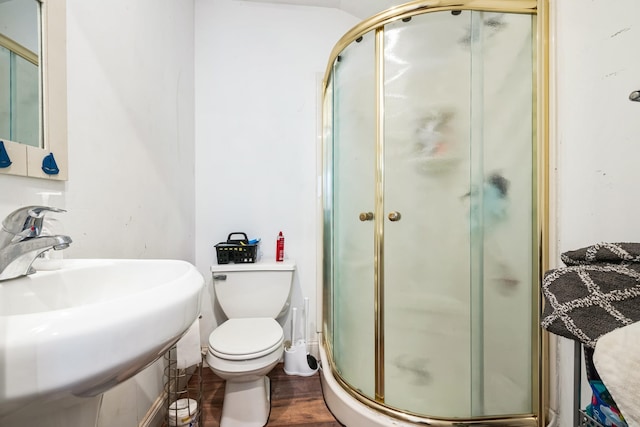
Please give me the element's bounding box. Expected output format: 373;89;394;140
202;345;209;367
139;392;165;427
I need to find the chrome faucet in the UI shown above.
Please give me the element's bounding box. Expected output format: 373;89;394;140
0;206;72;281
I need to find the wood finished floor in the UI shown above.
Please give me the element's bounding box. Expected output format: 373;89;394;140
199;363;344;426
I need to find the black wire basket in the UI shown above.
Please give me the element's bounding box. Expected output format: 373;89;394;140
214;232;259;264
578;410;607;427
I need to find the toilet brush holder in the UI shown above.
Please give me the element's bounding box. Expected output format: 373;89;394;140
283;341;318;377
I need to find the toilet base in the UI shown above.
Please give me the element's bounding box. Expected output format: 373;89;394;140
220;376;271;427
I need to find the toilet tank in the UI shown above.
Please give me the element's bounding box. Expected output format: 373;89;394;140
211;259;295;319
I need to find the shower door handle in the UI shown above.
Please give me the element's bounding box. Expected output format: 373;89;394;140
388;211;402;222
359;212;374;221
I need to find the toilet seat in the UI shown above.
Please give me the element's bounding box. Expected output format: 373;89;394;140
209;318;283;360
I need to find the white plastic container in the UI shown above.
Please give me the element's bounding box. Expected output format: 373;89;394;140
168;398;198;427
284;341;319;377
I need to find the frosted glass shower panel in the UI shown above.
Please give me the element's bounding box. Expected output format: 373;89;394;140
323;75;335;349
382;10;535;417
475;12;535;416
382;11;473;417
331;31;376;399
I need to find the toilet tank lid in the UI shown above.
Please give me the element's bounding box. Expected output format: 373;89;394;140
211;259;295;273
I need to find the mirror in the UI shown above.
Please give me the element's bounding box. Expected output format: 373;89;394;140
0;0;40;148
0;0;67;180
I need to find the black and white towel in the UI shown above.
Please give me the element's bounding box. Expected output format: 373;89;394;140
561;242;640;266
541;243;640;348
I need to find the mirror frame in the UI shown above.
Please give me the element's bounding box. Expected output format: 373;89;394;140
0;0;67;181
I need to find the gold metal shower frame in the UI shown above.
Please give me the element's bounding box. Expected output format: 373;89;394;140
321;0;550;425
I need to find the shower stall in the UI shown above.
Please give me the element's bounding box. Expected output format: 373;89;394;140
320;1;548;426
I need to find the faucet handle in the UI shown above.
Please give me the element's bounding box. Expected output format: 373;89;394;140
25;206;66;218
2;206;66;238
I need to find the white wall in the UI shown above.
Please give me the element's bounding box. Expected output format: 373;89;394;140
552;0;640;425
194;0;358;346
0;0;195;425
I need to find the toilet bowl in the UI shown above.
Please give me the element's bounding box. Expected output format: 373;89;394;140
207;260;295;427
206;318;285;427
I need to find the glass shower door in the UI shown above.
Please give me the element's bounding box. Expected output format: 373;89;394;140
330;30;377;399
382;9;535;418
322;2;541;424
382;11;473;417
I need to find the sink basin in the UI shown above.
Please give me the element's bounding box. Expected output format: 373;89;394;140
0;258;204;424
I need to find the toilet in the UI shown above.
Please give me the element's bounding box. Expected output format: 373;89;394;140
207;259;295;427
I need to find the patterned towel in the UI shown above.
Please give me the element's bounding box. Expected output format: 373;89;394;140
561;242;640;266
541;262;640;347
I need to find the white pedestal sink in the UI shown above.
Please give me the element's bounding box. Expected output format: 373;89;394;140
0;259;204;426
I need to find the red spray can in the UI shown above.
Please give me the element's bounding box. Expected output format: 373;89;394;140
276;231;285;262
